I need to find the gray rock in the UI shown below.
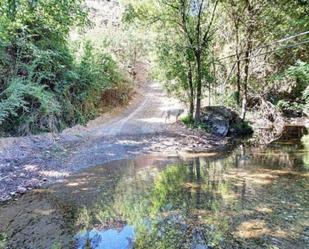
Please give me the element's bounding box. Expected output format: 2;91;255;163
17;186;27;194
209;116;229;136
201;106;252;137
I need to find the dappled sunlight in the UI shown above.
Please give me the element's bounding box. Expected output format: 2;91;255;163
40;170;70;178
236;219;271;238
117;139;144;145
67;182;81;187
180;151;221;159
34;208;55;216
259;168;309;177
183;182;202;191
23;164;39;172
105;152;118;157
137;117;165;124
256;207;273;213
224;168;307;186
236;219;290;240
245;172;278;185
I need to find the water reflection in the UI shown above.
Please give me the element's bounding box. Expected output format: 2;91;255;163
75;225;134;249
0;138;309;249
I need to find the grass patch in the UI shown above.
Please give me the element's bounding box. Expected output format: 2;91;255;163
180;115;210;132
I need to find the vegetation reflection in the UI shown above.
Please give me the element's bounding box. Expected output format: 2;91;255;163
73;147;309;248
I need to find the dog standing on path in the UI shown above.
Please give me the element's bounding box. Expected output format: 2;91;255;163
164;108;184;123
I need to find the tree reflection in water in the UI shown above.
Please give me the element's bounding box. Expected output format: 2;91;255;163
1;137;308;249
73;137;309;249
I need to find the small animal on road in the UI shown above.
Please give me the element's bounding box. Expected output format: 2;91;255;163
164;108;184;122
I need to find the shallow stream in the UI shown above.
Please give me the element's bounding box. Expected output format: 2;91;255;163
0;136;309;249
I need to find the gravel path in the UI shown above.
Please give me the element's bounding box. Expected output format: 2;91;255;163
0;81;228;202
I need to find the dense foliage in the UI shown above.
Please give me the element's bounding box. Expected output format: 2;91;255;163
1;0;308;135
215;0;309;120
125;0;309;124
125;0;218;121
0;0;127;135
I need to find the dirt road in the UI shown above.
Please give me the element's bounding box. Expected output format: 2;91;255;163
0;81;227;202
86;81;183;136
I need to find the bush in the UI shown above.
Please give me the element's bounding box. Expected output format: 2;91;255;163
0;77;60;134
273;61;309;116
0;38;128;135
180;115;194;127
0;1;129;135
181;114;210;132
214;90;240;110
59;41;128;126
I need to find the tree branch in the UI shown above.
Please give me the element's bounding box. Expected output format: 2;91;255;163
202;0;219;47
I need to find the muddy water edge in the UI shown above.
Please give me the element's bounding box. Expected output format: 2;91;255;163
0;135;308;249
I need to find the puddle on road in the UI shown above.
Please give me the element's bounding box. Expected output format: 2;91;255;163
0;137;309;249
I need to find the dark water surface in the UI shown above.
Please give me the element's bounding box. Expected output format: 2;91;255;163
0;137;309;249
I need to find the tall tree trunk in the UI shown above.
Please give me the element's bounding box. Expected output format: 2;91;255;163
188;62;194;119
208;81;211;106
195;0;203;123
241;29;253;121
241;1;254;121
210;53;216;106
235;21;241;106
195;51;202;122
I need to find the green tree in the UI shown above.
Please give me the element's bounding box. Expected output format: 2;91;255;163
216;0;308;120
124;0;219;122
0;0;127;135
156;32;196;118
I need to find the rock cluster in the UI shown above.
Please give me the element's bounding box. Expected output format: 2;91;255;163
200;106;253;137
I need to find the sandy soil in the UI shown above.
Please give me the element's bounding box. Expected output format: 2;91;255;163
0;80;228;202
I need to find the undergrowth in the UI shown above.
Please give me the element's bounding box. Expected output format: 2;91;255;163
0;0;131;136
181;115;210;132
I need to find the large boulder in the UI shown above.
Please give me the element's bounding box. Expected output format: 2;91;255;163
200;106;253;137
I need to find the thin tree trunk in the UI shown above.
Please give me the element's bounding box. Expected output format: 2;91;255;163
241;39;251;121
235;21;241;106
241;6;253;121
195;1;203;122
210;54;216;106
208;81;211;106
242;29;253;120
188;61;194;118
195;51;202;122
